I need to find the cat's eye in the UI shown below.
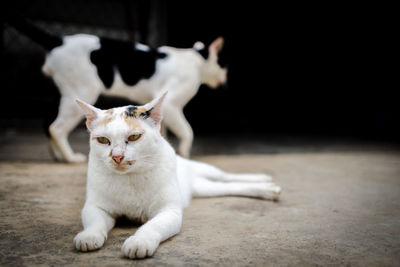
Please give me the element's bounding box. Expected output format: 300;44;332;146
127;134;142;142
97;137;110;145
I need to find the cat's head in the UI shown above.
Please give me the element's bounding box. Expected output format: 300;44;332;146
200;37;228;89
76;93;166;174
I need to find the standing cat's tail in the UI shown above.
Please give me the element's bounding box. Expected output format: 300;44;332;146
3;12;63;51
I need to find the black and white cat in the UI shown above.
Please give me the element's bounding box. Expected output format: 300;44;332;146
74;93;281;259
6;17;227;162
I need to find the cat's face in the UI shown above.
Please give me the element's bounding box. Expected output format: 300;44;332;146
77;93;166;174
203;58;227;89
203;37;227;89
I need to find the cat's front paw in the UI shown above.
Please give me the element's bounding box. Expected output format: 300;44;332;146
74;230;106;252
122;235;160;259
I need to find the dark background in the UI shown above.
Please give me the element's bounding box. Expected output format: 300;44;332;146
1;1;398;142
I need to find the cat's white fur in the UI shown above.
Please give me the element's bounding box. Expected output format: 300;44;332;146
44;35;226;163
73;93;281;259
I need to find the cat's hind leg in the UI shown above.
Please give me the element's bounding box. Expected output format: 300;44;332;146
189;159;273;183
192;177;281;201
185;158;281;200
163;104;193;158
48;96;88;163
48;138;64;162
74;203;115;252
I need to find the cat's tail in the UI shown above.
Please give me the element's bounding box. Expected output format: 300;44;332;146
3;11;63;51
193;41;205;51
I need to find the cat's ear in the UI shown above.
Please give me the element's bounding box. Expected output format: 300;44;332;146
76;99;102;131
209;37;224;57
143;91;167;126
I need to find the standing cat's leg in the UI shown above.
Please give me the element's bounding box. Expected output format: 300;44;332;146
48;138;64;162
192;177;281;201
49;96;89;163
162;104;193;158
152;76;200;158
74;203;115;252
122;208;182;259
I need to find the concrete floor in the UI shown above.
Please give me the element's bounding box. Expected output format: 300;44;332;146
1;129;400;266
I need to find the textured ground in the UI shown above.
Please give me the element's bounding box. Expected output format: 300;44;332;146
1;130;400;266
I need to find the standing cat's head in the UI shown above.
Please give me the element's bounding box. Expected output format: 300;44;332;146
76;93;166;174
198;37;228;89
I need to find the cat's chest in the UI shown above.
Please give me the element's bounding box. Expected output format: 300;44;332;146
88;173;157;220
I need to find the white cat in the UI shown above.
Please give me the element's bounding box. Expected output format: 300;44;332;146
73;93;281;259
7;17;227;161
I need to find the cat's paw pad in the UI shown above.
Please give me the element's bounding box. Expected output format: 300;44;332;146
74;230;106;252
122;235;160;259
68;153;87;163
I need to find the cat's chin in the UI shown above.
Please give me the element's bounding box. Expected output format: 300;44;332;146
104;163;132;174
113;164;133;174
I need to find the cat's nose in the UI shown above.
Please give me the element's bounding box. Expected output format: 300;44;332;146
112;155;124;164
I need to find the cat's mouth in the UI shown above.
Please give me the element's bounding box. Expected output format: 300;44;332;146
111;160;136;171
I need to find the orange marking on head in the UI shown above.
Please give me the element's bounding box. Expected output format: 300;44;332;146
124;116;144;132
134;107;148;117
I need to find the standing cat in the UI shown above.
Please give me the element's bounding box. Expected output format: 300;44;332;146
74;93;281;259
6;16;227;161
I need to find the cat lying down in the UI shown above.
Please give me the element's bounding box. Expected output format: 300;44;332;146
74;92;281;259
